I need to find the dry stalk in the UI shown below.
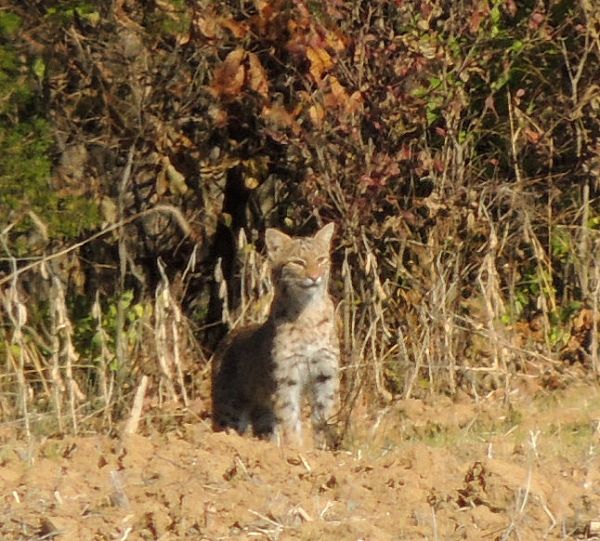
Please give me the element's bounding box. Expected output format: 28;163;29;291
214;257;232;328
336;250;361;438
592;242;600;373
560;24;592;158
340;249;358;383
109;469;130;508
476;212;511;395
232;228;272;327
115;147;135;400
402;324;429;400
50;275;84;433
579;184;591;293
92;292;115;422
238;229;250;320
426;252;461;394
154;258;188;407
361;233;393;402
123;374;149;435
507;90;523;186
0;204;193;289
49;294;65;434
1;271;31;439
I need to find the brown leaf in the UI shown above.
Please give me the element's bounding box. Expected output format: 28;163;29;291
347;91;364;113
254;0;280;33
323;76;348;109
399;145;412;161
309;103;325;127
208;104;228;127
529;11;545;29
220;18;248;38
210;48;246;98
195;16;219;39
484;95;497;114
524;128;541;144
469;10;482;34
158;156;188;196
156;166;169;196
323;28;347;54
246;52;269;97
114;0;143;30
306;46;333;83
261;104;300;134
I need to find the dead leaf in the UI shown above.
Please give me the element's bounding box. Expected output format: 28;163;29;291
261;104;300;134
208;104;228;127
220;18;248;38
246;52;269;97
469;2;489;34
100;197;118;223
114;0;143;30
253;0;281;34
156;163;169;196
195;15;219;39
245;176;259;189
524;128;541;144
529;11;545;30
306;46;333;83
309;103;325;127
347;90;364;113
324;76;349;109
323;28;347;54
210;48;246;98
159;157;188;195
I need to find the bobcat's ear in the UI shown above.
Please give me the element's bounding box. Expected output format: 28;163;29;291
265;228;292;259
313;222;335;248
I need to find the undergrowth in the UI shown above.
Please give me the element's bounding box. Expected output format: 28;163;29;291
0;0;599;437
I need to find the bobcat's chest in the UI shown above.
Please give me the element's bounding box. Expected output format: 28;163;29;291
271;317;335;362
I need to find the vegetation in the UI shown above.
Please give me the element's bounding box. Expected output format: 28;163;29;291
0;0;599;436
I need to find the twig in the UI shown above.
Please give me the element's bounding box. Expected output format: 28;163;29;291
110;470;130;509
123;375;148;435
247;509;284;530
0;204;193;287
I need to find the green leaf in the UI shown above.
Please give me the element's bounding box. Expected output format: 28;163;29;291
426;107;439;126
32;57;46;82
0;11;21;37
510;40;524;54
490;5;501;24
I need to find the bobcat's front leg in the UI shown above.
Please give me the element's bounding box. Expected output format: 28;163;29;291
309;349;339;449
273;361;303;447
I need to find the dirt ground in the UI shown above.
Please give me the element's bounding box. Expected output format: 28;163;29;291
2;383;600;540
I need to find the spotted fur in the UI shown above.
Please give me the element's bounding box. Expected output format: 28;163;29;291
212;223;339;448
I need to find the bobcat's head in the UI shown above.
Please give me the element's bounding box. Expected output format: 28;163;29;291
265;223;335;302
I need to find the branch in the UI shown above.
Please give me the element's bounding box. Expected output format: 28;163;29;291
0;205;194;287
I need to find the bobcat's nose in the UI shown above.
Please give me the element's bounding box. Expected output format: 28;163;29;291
303;271;322;287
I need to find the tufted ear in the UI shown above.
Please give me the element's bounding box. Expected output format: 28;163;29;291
313;222;335;248
265;228;292;260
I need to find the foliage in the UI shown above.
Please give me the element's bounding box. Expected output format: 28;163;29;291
0;9;100;255
0;0;599;433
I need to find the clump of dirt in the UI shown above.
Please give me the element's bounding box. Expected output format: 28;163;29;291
1;385;599;540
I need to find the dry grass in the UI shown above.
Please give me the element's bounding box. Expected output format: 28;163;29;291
2;190;600;440
1;0;599;445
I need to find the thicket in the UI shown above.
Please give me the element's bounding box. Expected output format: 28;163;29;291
0;0;599;438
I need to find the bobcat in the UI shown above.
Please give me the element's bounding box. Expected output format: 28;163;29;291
212;223;340;448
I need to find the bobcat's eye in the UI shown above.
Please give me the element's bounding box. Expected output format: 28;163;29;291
316;256;329;265
288;257;306;267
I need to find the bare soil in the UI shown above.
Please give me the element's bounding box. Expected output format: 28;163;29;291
2;383;600;540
